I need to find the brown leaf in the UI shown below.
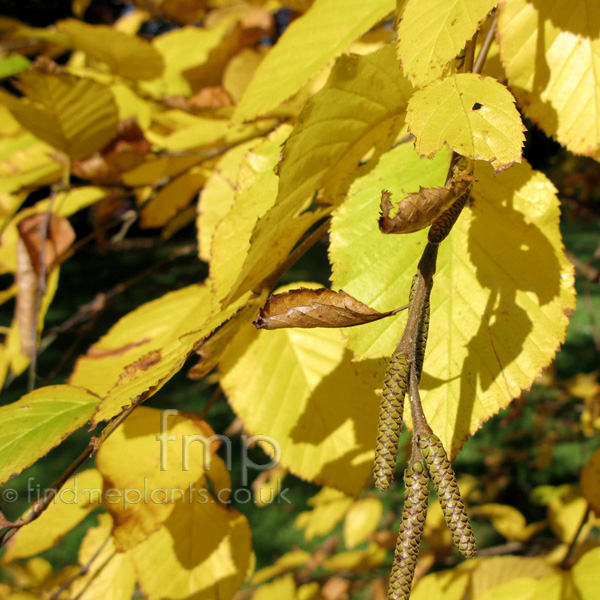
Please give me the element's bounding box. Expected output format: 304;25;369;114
253;288;406;330
70;118;150;184
15;213;75;360
379;156;475;234
17;213;76;277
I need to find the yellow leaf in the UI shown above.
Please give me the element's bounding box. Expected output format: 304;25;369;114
210;125;291;305
478;577;539;600
110;84;153;130
322;542;385;572
343;497;383;548
122;153;205;187
70;513;136;600
0;134;61;195
58;19;164;80
139;166;209;228
278;44;414;214
0;387;101;487
141;25;228;97
131;497;252;600
548;489;591;544
407;73;525;172
4;469;102;561
251;549;311;585
254;575;296;600
295;487;353;541
0;71;119;160
97;406;227;550
234;0;395;121
497;0;600;158
397;0;498;86
223;48;264;102
197;138;261;262
469;556;556;599
470;503;545;542
70;284;253;423
581;448;600;516
220;284;380;494
572;547;600;600
411;569;469;600
330;145;576;457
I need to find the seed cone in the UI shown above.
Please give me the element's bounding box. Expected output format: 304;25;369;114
418;433;477;558
374;352;409;491
388;461;430;600
409;276;430;383
428;187;471;245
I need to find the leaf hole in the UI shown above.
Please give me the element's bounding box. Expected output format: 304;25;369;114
472;103;483;111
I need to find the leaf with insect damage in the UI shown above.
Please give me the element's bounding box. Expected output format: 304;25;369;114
254;287;405;330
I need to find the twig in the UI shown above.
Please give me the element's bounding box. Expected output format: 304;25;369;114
198;385;222;421
559;503;591;569
473;9;497;75
568;252;600;284
49;534;112;600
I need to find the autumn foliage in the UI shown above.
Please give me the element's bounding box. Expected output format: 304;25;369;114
0;0;599;599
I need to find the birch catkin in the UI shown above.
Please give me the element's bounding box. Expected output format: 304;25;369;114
374;352;409;491
388;461;430;600
408;276;430;383
418;433;477;558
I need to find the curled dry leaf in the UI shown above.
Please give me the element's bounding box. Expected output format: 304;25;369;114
253;287;406;330
379;157;475;235
15;213;75;359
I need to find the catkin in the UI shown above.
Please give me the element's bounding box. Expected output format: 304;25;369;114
428;187;471;245
374;352;409;491
388;461;430;600
409;277;430;383
418;433;477;558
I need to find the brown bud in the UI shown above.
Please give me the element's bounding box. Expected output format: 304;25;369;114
374;352;409;491
388;461;430;600
419;433;477;558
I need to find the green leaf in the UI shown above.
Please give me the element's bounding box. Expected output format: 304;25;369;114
497;0;600;158
397;0;497;86
406;73;525;172
58;19;164;81
278;44;414;212
0;385;101;486
0;71;119;160
0;54;31;79
234;0;395;122
220;283;380;495
330;144;576;458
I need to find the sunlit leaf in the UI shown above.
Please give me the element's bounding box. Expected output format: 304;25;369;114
220;284;380;494
59;19;164;80
278;44;414;214
330;143;575;457
70;513;136;600
295;487;353;542
407;73;525;172
343;497;383;548
397;0;498;86
234;0;395;121
0;70;119;160
497;0;600;158
132;497;252;600
0;387;101;486
572;547;600;600
253;575;296;600
3;469;103;561
97;407;229;550
197;138;261;262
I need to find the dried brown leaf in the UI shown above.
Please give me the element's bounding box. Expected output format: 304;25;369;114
379;172;474;234
253;288;405;330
